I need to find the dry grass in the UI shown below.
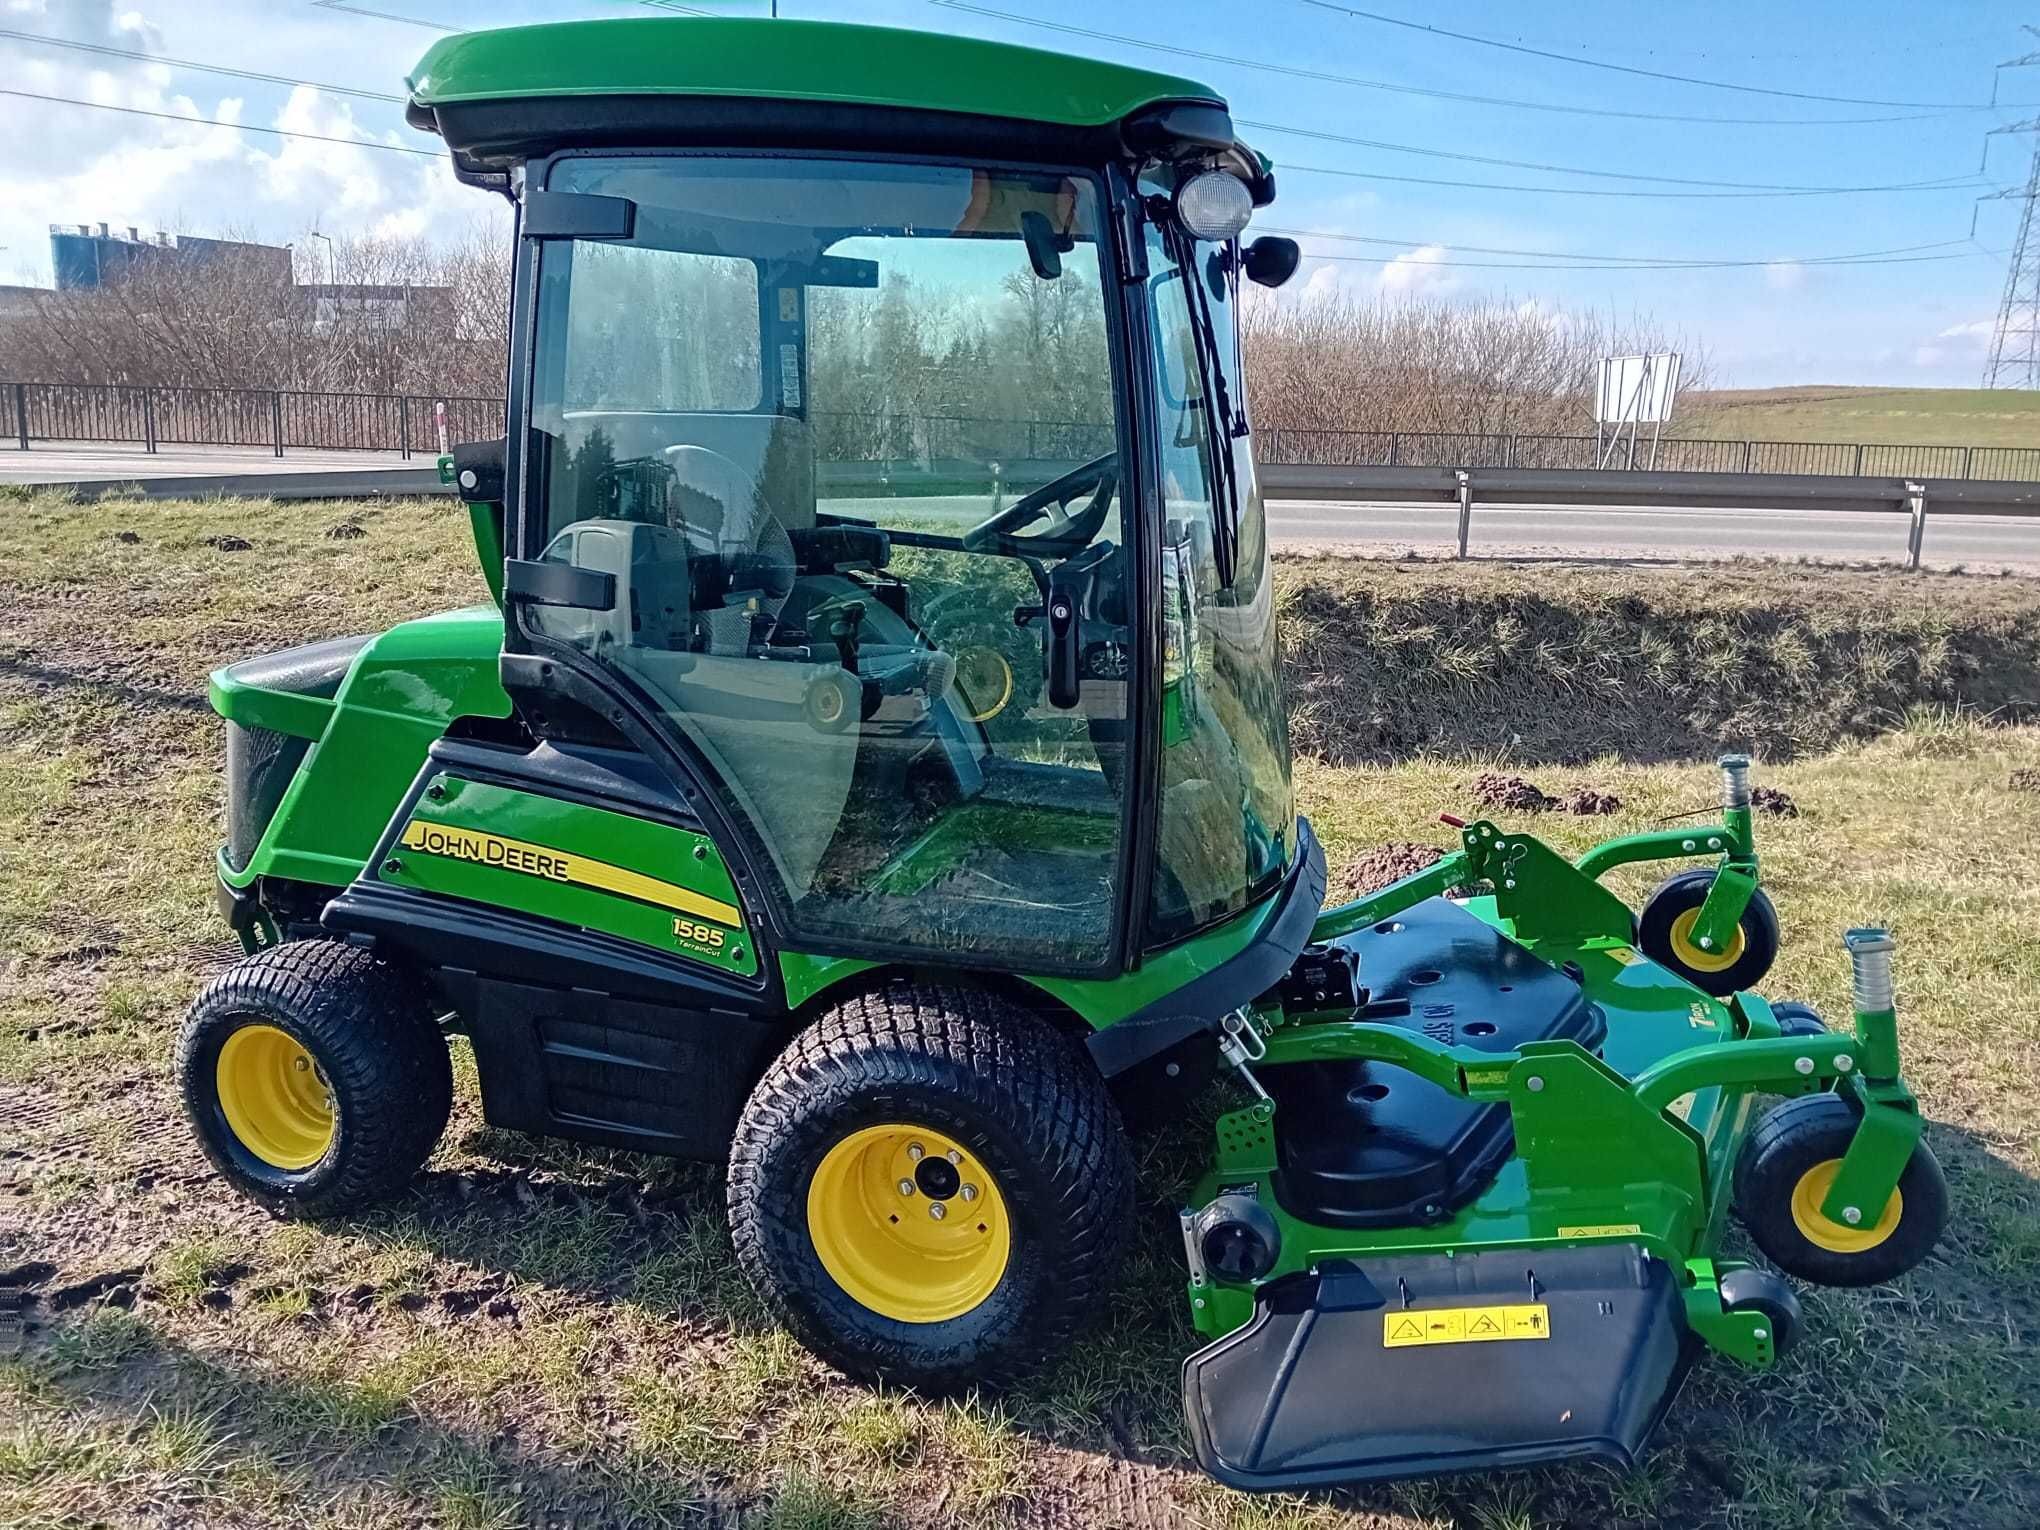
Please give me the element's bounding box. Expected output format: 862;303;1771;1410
1682;386;2040;449
3;494;2039;1529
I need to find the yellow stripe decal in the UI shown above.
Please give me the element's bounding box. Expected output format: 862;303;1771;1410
399;821;742;928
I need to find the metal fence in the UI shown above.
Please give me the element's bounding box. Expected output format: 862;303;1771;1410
10;379;2040;483
1255;426;2040;482
7;381;501;458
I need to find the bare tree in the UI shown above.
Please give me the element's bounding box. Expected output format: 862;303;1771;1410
1241;289;1710;456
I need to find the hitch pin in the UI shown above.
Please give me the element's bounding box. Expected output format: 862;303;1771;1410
1218;1007;1272;1104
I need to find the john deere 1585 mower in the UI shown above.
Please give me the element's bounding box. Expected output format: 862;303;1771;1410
180;16;1946;1488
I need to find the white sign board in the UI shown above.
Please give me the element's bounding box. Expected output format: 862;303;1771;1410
1594;353;1682;426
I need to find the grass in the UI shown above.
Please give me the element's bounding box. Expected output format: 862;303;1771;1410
1682;386;2040;449
2;494;2039;1527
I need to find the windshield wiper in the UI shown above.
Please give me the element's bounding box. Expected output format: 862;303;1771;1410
1176;232;1242;587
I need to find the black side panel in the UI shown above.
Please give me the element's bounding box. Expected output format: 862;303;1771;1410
1183;1246;1691;1490
324;882;789;1161
1264;898;1605;1228
220;633;372;871
454;977;783;1159
224;723;311;873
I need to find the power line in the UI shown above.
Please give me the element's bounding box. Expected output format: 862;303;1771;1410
1293;0;2025;111
0;88;440;156
1;28;407;104
21;21;1988;202
1263;226;1976;269
1282;245;1983;274
929;1;1960;126
1241;119;1984;192
306;0;457;32
1284;161;2001;200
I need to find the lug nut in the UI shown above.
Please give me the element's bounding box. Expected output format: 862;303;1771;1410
960;1184;978;1203
293;1057;309;1072
928;1202;947;1221
897;1179;915;1196
946;1149;962;1165
907;1143;924;1162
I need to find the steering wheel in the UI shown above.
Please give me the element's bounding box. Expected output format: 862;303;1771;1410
962;452;1118;558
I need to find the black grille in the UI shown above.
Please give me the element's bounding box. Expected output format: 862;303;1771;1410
224;722;312;872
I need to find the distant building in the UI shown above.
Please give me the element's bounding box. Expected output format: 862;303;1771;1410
47;223;292;291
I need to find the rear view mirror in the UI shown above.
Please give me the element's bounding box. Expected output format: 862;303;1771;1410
1020;211;1065;281
443;437;505;504
1243;236;1301;289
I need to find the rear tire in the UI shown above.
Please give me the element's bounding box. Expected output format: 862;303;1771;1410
727;982;1134;1390
178;939;451;1217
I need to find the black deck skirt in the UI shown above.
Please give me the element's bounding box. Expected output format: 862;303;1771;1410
1183;1245;1691;1490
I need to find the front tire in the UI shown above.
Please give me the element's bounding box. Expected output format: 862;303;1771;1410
178;939;451;1217
727;983;1134;1390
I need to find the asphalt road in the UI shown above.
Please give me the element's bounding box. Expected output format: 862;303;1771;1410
1269;498;2040;571
8;444;2040;571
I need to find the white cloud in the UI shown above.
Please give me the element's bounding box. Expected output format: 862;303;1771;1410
1911;317;1996;369
0;1;503;291
1764;260;1805;291
1377;244;1459;298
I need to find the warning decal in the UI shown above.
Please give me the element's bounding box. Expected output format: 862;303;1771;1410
1383;1303;1550;1348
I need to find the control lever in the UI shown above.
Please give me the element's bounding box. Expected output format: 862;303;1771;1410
1045;565;1088;709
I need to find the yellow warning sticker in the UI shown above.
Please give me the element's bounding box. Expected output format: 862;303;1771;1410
1606;945;1643;967
1382;1303;1550;1348
1557;1223;1643;1239
1464;1068;1511;1089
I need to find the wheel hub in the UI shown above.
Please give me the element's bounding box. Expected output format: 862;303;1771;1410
807;1124;1009;1324
215;1023;335;1170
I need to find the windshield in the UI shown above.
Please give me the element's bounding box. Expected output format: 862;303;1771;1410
1142;206;1294;945
524;154;1132;971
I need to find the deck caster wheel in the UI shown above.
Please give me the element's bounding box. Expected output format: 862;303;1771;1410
177;939;451;1217
727;984;1134;1390
1769;1000;1828;1039
1735;1095;1948;1287
1717;1266;1803;1359
1638;868;1779;996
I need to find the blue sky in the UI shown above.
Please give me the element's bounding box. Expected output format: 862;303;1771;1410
3;0;2036;387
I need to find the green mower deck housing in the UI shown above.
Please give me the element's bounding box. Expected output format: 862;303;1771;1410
183;14;1946;1493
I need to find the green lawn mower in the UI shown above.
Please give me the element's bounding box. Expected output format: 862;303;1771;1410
178;15;1946;1489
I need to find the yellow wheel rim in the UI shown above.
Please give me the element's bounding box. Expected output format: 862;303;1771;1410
1668;907;1747;974
954;647;1015;723
1790;1159;1902;1253
807;1124;1010;1324
216;1024;335;1170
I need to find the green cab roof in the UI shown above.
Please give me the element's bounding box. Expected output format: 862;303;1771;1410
407;16;1223;131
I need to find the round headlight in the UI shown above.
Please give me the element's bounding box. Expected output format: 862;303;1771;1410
1174;169;1253;242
